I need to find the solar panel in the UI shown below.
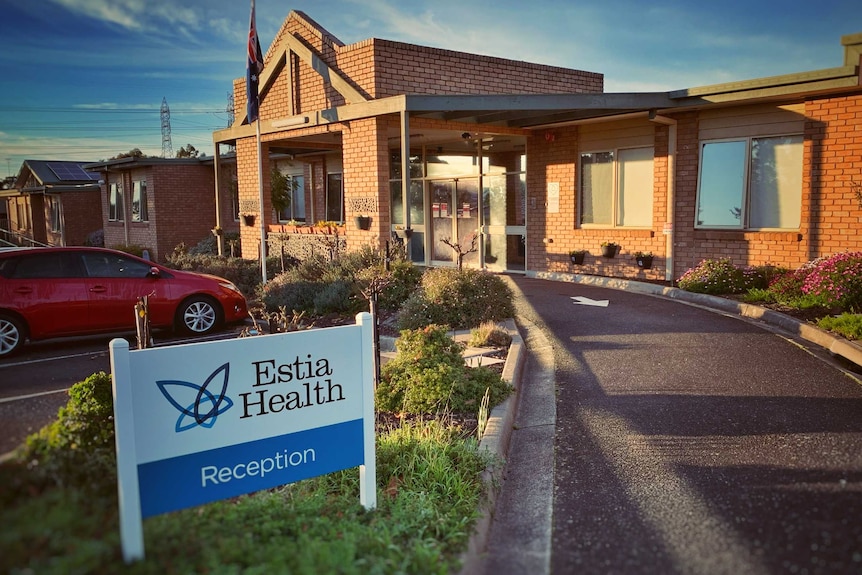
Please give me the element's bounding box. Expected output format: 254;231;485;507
47;162;99;181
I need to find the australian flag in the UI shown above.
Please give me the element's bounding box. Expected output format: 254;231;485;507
247;0;264;123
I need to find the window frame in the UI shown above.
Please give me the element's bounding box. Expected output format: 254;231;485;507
695;134;803;231
109;182;124;222
276;174;306;223
578;145;654;228
49;196;62;233
325;172;344;224
131;180;148;223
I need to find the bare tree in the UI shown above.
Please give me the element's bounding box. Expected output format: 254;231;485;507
441;232;479;270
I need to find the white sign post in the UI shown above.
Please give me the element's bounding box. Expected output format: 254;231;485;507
109;312;377;562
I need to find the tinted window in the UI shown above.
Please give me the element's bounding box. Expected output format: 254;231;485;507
6;252;85;279
82;253;152;278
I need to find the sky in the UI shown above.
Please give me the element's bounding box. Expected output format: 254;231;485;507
1;0;860;178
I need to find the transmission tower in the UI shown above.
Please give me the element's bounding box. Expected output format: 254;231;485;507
160;97;172;158
226;92;235;128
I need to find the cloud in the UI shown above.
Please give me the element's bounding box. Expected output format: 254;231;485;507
48;0;197;31
44;0;244;44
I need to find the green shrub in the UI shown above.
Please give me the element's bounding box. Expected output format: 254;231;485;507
110;243;151;258
262;248;421;317
166;247;280;299
187;232;241;255
378;259;423;311
741;288;776;304
313;279;359;315
677;258;748;294
378;325;511;414
17;372;116;494
468;321;513;348
262;277;324;314
397;268;515;331
817;313;862;340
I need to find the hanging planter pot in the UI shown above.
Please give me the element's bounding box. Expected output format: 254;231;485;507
241;214;256;227
355;215;372;230
635;253;654;269
600;243;619;258
569;251;586;265
393;228;413;240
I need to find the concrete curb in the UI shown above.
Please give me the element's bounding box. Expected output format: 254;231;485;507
458;318;526;574
531;271;862;371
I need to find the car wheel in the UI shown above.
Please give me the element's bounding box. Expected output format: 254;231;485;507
0;314;26;358
177;296;221;335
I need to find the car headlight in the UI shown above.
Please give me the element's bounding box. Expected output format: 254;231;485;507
219;281;242;294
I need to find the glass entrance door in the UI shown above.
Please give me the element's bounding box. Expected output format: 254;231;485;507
482;171;526;272
429;179;479;267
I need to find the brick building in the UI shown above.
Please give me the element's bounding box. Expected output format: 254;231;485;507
214;10;862;282
85;156;240;262
0;160;102;248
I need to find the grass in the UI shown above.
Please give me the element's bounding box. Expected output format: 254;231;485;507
817;313;862;341
0;420;494;574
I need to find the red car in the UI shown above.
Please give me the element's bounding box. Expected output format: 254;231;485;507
0;246;249;357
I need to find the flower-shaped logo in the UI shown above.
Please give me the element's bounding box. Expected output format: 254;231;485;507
156;363;234;432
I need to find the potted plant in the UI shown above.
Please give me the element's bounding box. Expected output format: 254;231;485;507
393;226;413;240
354;215;372;230
314;220;340;234
600;241;619;258
568;249;587;265
634;251;654;269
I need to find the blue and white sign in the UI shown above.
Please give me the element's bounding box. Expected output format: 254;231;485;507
110;313;377;562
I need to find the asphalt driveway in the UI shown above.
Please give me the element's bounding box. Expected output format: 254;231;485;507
482;275;862;575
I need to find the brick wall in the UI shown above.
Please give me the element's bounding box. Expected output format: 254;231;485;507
147;164;216;260
371;39;603;98
60;190;102;246
804;95;862;257
96;163;226;262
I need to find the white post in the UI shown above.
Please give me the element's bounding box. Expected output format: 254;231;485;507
109;338;145;562
356;312;377;510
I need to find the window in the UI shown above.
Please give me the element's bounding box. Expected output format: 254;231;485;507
131;180;148;222
82;252;152;278
326;173;343;223
696;135;802;229
579;147;653;227
277;175;306;222
49;196;62;233
8;252;84;279
230;179;240;221
109;183;124;221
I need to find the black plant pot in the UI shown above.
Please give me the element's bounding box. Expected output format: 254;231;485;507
242;214;256;227
601;245;618;258
570;252;586;265
636;256;654;269
355;216;371;230
393;228;413;240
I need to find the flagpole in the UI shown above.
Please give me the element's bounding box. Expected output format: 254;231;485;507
248;0;266;285
256;117;267;284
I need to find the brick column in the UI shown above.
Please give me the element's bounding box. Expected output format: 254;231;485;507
342;116;391;249
237;136;271;259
